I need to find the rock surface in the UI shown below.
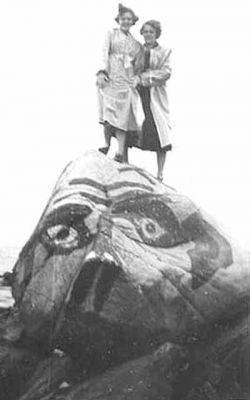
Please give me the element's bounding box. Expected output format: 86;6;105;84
0;150;249;399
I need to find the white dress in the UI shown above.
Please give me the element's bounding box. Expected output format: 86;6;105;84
98;28;144;132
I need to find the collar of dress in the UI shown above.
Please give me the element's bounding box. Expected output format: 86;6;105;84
144;41;159;50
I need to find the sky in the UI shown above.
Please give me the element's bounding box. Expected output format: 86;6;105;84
0;0;249;249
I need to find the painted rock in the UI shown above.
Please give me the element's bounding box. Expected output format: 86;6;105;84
11;151;249;367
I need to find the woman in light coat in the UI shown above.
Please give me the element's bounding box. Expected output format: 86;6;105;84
136;20;172;181
96;4;143;163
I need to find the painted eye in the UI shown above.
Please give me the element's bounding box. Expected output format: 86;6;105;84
111;196;184;248
41;205;94;253
46;224;79;249
139;218;164;241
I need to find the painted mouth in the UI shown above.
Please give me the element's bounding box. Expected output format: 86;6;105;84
55;251;167;372
69;251;120;313
55;253;126;368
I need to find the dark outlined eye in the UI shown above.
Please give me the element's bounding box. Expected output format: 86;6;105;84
43;221;92;252
111;195;185;248
46;224;80;249
41;205;94;253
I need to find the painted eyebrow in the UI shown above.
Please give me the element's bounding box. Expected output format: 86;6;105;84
53;177;154;208
118;166;156;185
53;190;155;209
106;181;153;192
69;178;106;192
68;177;153;193
53;192;111;207
109;191;155;205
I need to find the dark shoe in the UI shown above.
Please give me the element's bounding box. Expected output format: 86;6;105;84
98;146;109;155
114;153;123;163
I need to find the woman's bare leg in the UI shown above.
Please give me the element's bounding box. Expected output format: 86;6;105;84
123;142;129;163
104;124;112;148
157;150;167;181
115;129;126;162
99;124;111;154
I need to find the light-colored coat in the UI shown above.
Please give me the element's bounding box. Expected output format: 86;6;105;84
98;29;144;132
139;45;172;148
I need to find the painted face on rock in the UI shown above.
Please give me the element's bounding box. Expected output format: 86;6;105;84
118;11;134;33
11;151;246;369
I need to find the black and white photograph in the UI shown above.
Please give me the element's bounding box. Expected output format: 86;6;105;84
0;1;249;399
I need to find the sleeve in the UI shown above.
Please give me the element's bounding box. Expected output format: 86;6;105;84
140;48;172;87
97;30;112;77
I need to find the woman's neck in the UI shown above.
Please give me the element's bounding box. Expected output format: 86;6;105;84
119;27;130;35
145;41;157;49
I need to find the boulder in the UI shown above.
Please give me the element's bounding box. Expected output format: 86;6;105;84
0;150;249;399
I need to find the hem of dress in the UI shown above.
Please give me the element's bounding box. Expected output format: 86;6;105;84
101;120;139;134
136;143;172;152
161;144;172;152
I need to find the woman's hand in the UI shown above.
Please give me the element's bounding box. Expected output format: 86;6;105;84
140;72;151;87
130;75;141;88
96;72;109;89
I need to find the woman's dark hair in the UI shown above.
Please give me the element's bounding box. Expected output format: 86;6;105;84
140;20;162;39
115;3;139;25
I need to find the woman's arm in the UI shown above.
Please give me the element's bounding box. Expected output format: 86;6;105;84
96;30;112;87
140;48;172;87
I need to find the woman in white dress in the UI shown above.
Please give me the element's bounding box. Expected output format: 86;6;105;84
96;4;143;163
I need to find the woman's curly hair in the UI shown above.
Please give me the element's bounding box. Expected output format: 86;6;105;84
140;20;162;39
115;3;139;25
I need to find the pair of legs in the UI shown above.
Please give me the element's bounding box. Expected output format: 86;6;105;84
100;124;128;163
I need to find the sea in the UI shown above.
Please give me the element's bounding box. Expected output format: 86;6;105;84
0;247;19;308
